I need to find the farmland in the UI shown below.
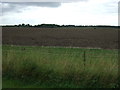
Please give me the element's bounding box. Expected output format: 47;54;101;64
2;27;119;88
2;27;118;49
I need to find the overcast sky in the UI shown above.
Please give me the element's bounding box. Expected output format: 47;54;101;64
0;0;119;26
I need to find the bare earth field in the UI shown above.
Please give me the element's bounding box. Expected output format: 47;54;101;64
2;27;118;49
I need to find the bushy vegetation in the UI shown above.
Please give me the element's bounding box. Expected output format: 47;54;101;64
2;45;118;88
1;23;119;28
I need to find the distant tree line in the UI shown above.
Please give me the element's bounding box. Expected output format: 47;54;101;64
1;23;119;28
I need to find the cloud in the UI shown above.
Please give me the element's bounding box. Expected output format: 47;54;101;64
1;0;88;14
2;2;61;7
2;0;88;3
1;0;117;26
1;2;62;14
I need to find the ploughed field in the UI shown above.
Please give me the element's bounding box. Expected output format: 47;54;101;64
2;27;118;49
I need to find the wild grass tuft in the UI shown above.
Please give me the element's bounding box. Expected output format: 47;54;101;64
2;45;118;88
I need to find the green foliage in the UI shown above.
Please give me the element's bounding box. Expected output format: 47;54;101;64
2;45;118;88
1;24;119;28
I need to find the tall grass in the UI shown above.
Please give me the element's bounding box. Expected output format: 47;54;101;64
2;45;118;88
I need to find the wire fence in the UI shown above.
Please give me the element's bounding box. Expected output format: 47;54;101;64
3;49;118;68
3;49;118;58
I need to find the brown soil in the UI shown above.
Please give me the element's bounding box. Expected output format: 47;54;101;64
2;27;118;49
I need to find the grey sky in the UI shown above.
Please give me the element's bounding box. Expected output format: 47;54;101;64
0;0;119;26
1;2;61;13
2;0;88;3
1;0;88;13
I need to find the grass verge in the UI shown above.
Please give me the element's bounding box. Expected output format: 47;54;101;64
2;45;119;88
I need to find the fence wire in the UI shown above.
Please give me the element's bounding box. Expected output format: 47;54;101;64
3;49;118;58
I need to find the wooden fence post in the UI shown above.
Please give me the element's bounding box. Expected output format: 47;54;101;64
83;51;86;67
